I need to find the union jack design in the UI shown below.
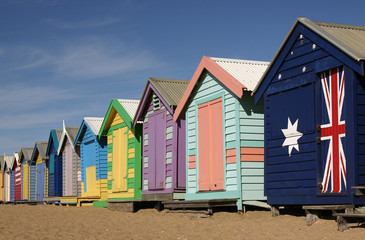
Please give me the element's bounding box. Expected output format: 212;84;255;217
320;67;346;193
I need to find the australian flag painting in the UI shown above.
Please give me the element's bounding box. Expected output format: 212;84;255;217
320;67;346;194
270;83;315;159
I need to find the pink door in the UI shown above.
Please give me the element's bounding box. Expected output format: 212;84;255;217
198;98;224;191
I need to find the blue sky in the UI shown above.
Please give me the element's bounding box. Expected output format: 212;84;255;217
1;0;364;155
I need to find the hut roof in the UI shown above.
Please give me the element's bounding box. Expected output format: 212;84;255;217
133;78;189;123
84;117;104;135
174;56;269;121
99;99;139;137
19;148;33;164
252;17;365;96
57;122;80;155
117;99;139;119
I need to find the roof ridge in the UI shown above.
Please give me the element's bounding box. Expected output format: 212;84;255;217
313;21;365;32
117;99;139;102
210;57;269;65
84;117;104;120
149;78;189;83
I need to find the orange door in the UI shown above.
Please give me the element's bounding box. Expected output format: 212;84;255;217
198;98;224;191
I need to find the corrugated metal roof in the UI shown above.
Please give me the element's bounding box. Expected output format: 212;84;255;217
65;127;80;145
149;78;190;107
302;18;365;61
3;155;14;170
117;99;139;119
84;117;104;135
0;156;5;171
55;129;63;142
211;57;269;91
21;148;33;162
36;141;49;160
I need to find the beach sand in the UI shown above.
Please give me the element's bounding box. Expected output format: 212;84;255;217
0;204;363;239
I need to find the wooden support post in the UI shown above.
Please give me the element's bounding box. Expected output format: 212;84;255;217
337;216;349;232
305;209;319;226
155;201;164;211
345;207;354;213
271;205;280;217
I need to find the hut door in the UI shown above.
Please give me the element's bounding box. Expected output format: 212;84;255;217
86;166;97;196
112;127;128;192
198;98;224;191
84;142;97;195
23;163;28;199
4;171;9;201
37;163;45;201
148;110;166;190
64;142;73;196
318;67;347;194
15;166;21;200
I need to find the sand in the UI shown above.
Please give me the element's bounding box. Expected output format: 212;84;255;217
0;205;363;239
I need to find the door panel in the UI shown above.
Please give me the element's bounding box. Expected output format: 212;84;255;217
148;110;166;190
198;103;211;191
64;143;73;196
86;166;97;196
198;98;224;191
210;100;224;190
112;127;128;192
23;163;28;199
37;163;45;201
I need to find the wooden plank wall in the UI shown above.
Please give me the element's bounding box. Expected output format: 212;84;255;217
239;93;265;201
0;170;4;201
357;79;365;185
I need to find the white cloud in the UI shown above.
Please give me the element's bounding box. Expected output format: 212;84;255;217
0;84;79;113
12;46;53;70
54;41;162;78
0;109;80;129
43;17;121;29
4;37;164;79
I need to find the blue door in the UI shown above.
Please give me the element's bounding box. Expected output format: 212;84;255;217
37;163;45;201
30;165;36;201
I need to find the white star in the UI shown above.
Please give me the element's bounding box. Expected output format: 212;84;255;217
281;117;303;156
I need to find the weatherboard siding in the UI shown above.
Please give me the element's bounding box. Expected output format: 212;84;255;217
357;79;365;186
48;141;56;197
62;140;81;197
0;170;4;201
239;93;266;200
